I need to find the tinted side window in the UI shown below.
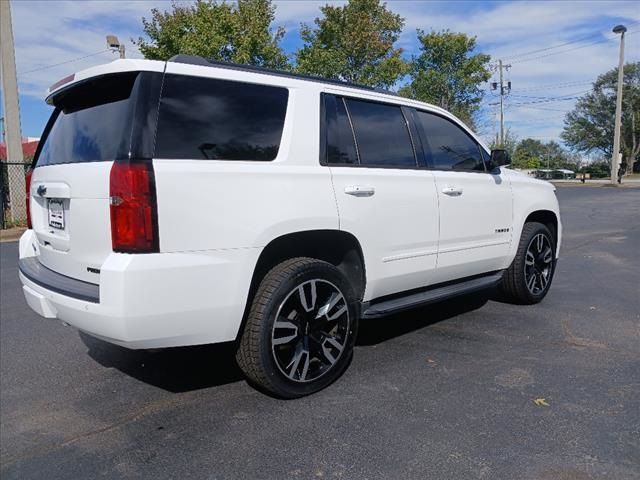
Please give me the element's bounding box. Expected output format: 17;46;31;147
416;111;485;172
324;95;358;165
345;99;416;168
155;74;288;161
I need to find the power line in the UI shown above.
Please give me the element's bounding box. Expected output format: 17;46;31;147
509;90;591;106
504;33;603;61
513;81;594;92
18;49;111;76
502;20;640;61
511;29;639;64
508;105;570;113
509;93;569;100
510;97;582;106
507;113;568;121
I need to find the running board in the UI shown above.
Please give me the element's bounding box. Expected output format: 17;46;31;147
362;272;503;319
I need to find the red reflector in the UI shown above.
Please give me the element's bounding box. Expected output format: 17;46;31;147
25;169;33;229
109;161;159;253
49;73;75;92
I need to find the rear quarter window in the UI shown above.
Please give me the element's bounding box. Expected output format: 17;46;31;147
154;75;289;161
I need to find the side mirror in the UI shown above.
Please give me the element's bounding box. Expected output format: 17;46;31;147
490;149;511;167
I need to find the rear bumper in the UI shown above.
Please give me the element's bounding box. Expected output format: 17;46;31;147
19;257;100;303
18;230;260;349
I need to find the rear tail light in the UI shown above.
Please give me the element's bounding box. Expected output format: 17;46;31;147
25;169;33;229
109;161;159;253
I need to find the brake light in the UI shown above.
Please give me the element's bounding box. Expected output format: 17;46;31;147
49;73;75;92
25;169;33;229
109;161;159;253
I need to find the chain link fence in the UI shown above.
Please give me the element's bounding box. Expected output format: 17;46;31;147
1;161;30;229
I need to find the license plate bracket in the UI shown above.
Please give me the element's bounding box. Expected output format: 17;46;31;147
48;199;65;229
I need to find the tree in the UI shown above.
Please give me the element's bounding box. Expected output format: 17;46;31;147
399;30;491;127
510;138;576;170
583;160;610;178
562;62;640;174
135;0;288;69
295;0;407;89
512;138;544;169
489;128;518;158
543;140;571;169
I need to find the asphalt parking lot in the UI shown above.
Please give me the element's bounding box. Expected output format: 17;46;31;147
1;186;639;480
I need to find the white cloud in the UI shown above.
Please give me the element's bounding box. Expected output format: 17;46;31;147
12;0;171;97
8;0;640;144
389;0;640;143
273;0;335;26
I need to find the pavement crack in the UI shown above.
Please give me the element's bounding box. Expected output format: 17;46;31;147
561;318;608;350
1;393;193;469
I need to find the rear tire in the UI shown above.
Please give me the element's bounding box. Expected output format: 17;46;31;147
501;222;556;304
236;257;358;398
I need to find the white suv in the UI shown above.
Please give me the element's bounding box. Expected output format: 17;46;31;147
19;56;561;398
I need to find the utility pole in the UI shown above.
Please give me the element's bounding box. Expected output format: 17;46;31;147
611;25;626;185
491;60;511;146
0;0;26;222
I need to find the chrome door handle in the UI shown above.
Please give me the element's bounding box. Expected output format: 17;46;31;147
442;185;463;196
344;185;375;197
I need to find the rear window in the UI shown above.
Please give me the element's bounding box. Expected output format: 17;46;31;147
154;74;289;161
36;73;142;167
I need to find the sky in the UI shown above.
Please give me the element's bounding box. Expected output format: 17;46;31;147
3;0;640;148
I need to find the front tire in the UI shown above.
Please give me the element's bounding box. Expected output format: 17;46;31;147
501;222;556;304
236;257;358;398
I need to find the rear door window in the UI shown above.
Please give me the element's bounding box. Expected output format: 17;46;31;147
155;74;289;161
344;98;416;168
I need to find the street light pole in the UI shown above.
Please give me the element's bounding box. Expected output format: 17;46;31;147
611;24;626;185
106;35;125;59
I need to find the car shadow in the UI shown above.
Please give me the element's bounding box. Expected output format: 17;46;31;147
79;290;493;393
79;332;243;393
357;291;492;346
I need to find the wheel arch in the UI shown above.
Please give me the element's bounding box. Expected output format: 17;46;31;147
524;210;558;241
236;229;367;342
252;230;366;299
508;207;561;267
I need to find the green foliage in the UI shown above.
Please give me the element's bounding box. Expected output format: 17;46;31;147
562;62;640;172
135;0;288;68
512;138;544;169
511;138;576;170
489;128;518;157
399;30;491;127
583;161;610;178
295;0;408;89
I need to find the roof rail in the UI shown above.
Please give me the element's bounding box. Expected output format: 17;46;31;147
167;54;395;96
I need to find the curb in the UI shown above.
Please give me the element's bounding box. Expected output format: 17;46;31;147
0;227;26;243
551;182;640;188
